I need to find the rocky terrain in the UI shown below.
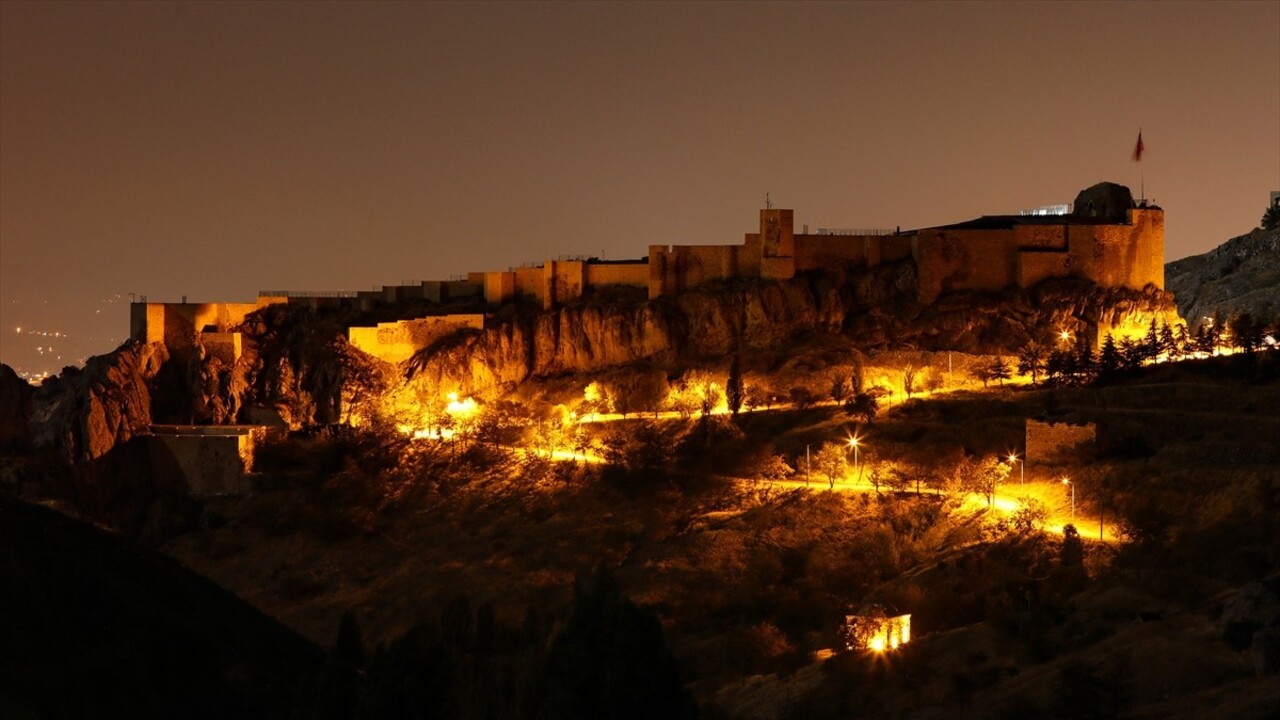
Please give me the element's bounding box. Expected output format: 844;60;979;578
1166;226;1280;327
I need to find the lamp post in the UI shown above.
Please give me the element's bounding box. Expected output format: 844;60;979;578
805;444;811;486
1062;478;1075;523
848;436;860;486
1008;452;1024;485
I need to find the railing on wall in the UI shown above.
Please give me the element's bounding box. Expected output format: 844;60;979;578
813;228;896;236
258;290;359;298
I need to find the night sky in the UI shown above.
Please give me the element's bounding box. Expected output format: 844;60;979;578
2;1;1277;378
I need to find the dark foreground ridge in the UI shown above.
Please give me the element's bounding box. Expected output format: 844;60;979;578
0;495;323;719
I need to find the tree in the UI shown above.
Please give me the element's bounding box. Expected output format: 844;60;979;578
813;442;849;490
1141;318;1160;363
1230;312;1262;354
961;455;1011;507
1262;202;1280;230
902;364;918;399
1158;322;1177;360
989;357;1012;385
1174;323;1192;360
789;386;817;411
1073;336;1097;383
757;454;793;482
535;570;698;720
726;355;745;415
828;374;850;404
884;467;913;494
843;392;878;423
1017;341;1047;385
1097;334;1121;383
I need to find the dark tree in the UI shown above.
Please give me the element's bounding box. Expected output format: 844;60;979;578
1097;334;1121;384
1261;202;1280;230
843;392;879;424
534;570;697;720
1017;341;1047;385
1230;312;1262;354
726;355;745;415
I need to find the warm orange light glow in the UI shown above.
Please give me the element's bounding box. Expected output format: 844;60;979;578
869;636;886;652
1059;330;1071;342
445;392;478;417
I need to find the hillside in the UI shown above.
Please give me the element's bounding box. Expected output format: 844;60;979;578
0;495;323;719
158;355;1280;719
1165;227;1280;326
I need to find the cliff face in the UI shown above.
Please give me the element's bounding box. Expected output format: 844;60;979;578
1165;227;1280;325
404;275;854;395
28;341;169;463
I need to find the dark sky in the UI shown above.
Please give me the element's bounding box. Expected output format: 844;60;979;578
2;1;1278;378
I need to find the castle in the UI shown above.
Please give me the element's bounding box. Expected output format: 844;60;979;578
130;182;1164;365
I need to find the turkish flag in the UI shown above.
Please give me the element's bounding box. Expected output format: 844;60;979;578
1132;131;1144;162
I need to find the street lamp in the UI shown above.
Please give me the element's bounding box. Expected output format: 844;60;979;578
848;436;861;485
1008;452;1024;485
1061;477;1075;523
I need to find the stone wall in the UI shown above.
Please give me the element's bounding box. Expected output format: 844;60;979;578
130;298;286;354
914;208;1164;305
348;314;486;365
199;332;242;364
1026;419;1097;471
149;425;270;496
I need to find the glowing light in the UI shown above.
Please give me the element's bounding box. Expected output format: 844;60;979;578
869;636;886;652
445;392;477;417
1059;330;1071;342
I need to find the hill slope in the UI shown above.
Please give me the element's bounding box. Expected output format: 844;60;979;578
0;495;323;719
1166;227;1280;325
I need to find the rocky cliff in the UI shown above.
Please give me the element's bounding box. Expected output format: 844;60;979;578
403;265;1180;398
27;341;169;463
1166;227;1280;326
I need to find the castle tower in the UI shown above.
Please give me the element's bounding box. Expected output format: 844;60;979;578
759;208;796;280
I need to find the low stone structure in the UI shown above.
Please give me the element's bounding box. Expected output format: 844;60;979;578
149;424;274;496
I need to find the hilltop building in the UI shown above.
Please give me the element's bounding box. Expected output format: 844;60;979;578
130;181;1165;364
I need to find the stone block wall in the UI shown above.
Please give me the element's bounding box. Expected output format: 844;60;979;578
130;298;285;355
149;425;270;496
348;314;485;365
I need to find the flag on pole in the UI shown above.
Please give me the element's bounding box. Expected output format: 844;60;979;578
1132;130;1144;162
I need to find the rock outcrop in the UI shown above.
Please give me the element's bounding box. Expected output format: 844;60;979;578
0;363;34;449
28;341;169;463
1166;227;1280;326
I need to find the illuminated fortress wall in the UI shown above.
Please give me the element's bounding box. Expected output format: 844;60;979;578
130;183;1165;360
129;297;288;359
348;314;486;365
644;182;1163;307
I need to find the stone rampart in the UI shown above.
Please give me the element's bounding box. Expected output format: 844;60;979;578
130;297;286;355
348;314;486;365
